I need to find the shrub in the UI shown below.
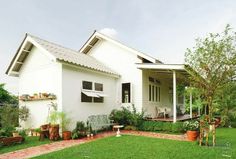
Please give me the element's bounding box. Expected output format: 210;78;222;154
71;121;87;139
109;105;144;127
171;122;184;133
18;129;27;138
124;125;137;130
139;121;185;133
183;120;199;131
231;122;236;128
153;122;164;131
139;121;154;131
162;122;172;132
0;126;15;137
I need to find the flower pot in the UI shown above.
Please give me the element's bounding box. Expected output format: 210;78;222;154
32;132;37;136
187;130;199;141
36;132;41;136
62;131;72;140
12;132;20;137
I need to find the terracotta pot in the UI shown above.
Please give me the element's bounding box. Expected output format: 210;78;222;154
12;132;20;137
32;132;37;136
49;124;60;140
62;131;72;140
187;130;199;141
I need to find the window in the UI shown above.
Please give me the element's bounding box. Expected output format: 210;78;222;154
83;81;92;90
94;83;103;103
95;83;103;91
81;81;104;103
122;83;131;103
81;81;93;102
148;77;161;102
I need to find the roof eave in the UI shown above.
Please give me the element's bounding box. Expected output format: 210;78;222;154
57;59;120;78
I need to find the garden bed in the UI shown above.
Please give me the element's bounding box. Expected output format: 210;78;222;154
0;136;54;154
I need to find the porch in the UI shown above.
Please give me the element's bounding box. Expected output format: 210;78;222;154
138;63;199;123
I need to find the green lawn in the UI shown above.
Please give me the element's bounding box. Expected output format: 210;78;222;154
32;128;236;159
0;136;54;154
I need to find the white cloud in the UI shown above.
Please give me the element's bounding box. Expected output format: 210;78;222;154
99;28;118;38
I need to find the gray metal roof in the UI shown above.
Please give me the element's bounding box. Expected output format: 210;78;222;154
28;34;119;76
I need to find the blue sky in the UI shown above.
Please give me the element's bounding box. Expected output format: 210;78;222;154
1;0;236;94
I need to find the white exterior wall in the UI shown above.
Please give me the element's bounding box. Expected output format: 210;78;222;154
87;40;143;111
61;65;119;129
18;46;62;128
142;70;173;117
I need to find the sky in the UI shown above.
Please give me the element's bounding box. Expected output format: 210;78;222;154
1;0;236;94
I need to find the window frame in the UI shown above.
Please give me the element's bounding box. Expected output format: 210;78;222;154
148;77;161;103
122;82;131;103
81;81;104;103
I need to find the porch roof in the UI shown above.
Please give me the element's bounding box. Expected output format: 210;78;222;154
136;63;189;75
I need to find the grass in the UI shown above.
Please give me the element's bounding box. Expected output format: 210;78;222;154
0;136;54;154
32;128;236;159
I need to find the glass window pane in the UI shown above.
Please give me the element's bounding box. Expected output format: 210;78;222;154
81;92;92;102
94;97;104;103
82;81;92;90
95;83;103;91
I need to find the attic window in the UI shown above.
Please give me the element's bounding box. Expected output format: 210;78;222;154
142;58;152;63
83;37;100;54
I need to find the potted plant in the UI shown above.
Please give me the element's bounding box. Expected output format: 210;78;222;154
35;128;41;136
71;121;87;139
183;120;199;141
48;111;60;140
12;131;19;137
33;93;38;99
60;112;72;140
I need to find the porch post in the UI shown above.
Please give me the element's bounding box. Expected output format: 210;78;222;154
173;70;177;123
190;89;192;118
198;96;200;116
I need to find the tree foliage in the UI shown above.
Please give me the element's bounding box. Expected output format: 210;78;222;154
214;82;236;126
185;25;236;120
0;83;18;105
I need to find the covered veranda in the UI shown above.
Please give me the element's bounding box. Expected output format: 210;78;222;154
137;63;200;123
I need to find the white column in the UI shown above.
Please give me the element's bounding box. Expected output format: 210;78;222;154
190;90;192;118
173;70;177;123
198;96;200;116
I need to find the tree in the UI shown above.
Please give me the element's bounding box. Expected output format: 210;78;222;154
214;81;236;127
185;25;236;121
0;83;18;105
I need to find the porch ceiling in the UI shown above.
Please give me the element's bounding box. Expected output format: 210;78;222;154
136;63;190;84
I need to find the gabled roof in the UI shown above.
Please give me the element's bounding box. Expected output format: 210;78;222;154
80;31;162;64
6;34;119;77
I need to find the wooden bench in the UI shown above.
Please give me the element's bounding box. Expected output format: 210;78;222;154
88;114;114;132
0;136;24;146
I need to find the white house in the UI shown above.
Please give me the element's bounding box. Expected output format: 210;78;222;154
6;31;190;129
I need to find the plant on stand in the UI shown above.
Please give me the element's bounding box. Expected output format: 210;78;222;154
60;112;71;140
47;102;60;140
183;120;199;141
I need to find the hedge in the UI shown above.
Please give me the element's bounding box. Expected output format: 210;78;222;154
139;121;185;133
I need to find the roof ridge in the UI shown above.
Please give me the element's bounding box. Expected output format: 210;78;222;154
27;33;81;54
27;33;119;76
